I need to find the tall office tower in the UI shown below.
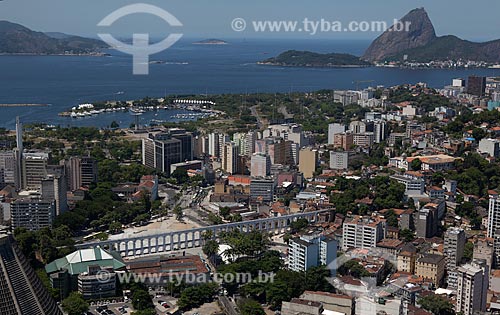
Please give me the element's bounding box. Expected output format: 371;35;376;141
41;174;68;216
142;131;195;174
0;151;16;186
328;123;346;145
456;260;489;315
244;131;257;157
467;75;486;97
22;152;49;190
15;116;23;153
169;130;193;161
207;132;229;158
232;133;246;155
80;157;98;186
0;231;63;315
269;139;294;166
250;153;271;178
142;137;156;169
62;156;97;191
221;142;239;174
298;148;317;179
373;120;387;143
155;138;181;174
487;191;500;265
10;198;56;231
416;207;438;238
13;117;23;189
444;227;466;289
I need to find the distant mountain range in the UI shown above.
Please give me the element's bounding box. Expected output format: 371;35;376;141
0;21;107;55
261;8;500;67
362;8;500;63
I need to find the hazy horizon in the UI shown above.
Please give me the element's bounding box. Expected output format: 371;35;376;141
1;0;499;42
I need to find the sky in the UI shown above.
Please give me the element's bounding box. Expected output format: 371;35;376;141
1;0;499;41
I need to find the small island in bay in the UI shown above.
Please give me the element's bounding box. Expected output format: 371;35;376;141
192;39;228;45
258;50;372;68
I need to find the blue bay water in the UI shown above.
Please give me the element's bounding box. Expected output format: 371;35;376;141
0;38;499;129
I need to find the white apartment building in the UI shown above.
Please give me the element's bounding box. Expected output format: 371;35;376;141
329;151;349;170
342;215;386;250
444;227;466;289
456;260;489;315
288;235;337;276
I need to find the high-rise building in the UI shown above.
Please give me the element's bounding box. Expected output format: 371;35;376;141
0;151;16;186
298;148;317;179
250;178;275;202
169;130;193;161
10;198;56;231
22;153;48;190
142;137;156;169
329;151;349;170
487;191;500;265
416;207;438;238
80;157;98;187
456;260;489;315
269;139;295;166
41;174;68;216
142;131;194;174
353;132;375;147
14;117;23;190
288;235;337;276
373;121;387;144
342;215;386;250
250;153;271;178
221;142;239;174
478;138;500;158
244;131;257;157
473;235;494;272
328;123;346;145
0;231;63;315
63;156;98;191
333;132;353;151
467;75;486;97
444;227;466;289
155;138;181;174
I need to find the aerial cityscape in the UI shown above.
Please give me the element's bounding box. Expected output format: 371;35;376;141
2;1;500;315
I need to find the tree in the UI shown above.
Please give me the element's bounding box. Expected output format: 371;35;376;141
109;222;123;234
110;121;120;129
400;229;415;242
219;206;231;218
171;168;189;184
173;206;184;221
410;158;422;171
61;292;89;315
177;283;218;310
418;294;454;315
463;241;474;262
203;239;219;262
238;299;265;315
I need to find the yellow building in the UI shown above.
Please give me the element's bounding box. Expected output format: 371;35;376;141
415;254;445;286
298;148;317;179
397;250;416;274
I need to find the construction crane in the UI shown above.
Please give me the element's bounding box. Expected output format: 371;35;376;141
353;80;375;91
